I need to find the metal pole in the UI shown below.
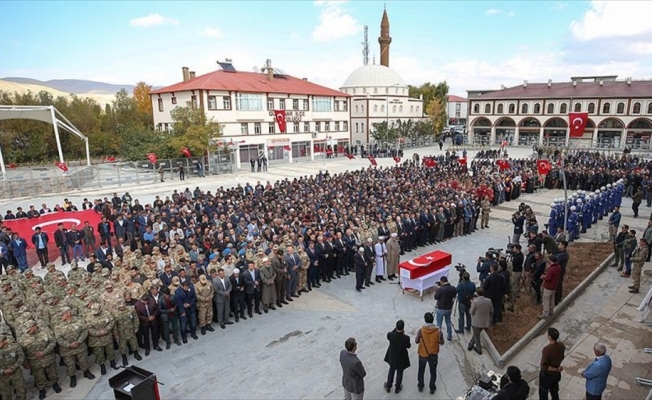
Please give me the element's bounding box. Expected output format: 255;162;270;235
85;138;91;166
50;106;65;163
561;157;568;235
0;144;6;181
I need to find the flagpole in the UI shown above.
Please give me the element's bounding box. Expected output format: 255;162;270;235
561;155;568;235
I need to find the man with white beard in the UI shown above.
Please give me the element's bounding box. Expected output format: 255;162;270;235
374;236;387;283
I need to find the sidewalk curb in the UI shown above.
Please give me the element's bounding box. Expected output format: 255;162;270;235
482;252;615;368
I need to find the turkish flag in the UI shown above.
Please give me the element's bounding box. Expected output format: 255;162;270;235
283;145;291;151
569;112;589;137
274;110;287;133
3;209;103;250
496;159;510;171
346;154;355;160
423;158;437;168
368;156;377;166
55;162;68;172
501;139;508;147
393;157;401;164
457;158;467;165
537;160;553;175
182;147;191;157
147;153;157;164
106;156;116;162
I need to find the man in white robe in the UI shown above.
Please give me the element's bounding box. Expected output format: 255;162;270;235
374;237;387;283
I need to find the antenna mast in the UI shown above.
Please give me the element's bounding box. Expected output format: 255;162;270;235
362;25;369;65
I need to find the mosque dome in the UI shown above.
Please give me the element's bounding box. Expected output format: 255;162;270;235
340;64;407;91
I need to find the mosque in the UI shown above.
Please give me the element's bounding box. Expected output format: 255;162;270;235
340;8;424;145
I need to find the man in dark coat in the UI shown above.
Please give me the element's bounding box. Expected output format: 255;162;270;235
340;338;366;400
383;319;411;394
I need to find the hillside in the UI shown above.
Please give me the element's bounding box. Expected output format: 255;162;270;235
1;77;134;94
0;79;115;107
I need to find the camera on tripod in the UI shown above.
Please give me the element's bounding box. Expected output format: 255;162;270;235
454;262;467;280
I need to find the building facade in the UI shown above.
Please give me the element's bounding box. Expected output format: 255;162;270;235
150;62;350;167
340;8;423;145
466;76;652;149
447;95;468;126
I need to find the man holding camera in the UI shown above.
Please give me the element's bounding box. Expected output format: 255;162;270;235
455;272;476;334
476;253;495;285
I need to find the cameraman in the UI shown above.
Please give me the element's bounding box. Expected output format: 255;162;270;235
476;253;495;284
522;244;537;295
455;272;476;334
512;212;526;245
511;245;525;299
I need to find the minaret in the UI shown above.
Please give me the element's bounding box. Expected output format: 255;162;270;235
378;6;391;67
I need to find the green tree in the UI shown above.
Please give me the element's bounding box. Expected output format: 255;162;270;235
395;119;415;139
408;81;449;110
413;119;437;138
371;121;400;142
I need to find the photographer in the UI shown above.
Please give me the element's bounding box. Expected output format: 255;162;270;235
531;252;547;304
477;253;496;284
482;264;505;325
434;276;456;342
512;212;526;245
455;272;476;334
511;245;525;299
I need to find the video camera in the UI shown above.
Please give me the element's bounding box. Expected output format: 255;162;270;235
457;370;503;400
454;262;467;280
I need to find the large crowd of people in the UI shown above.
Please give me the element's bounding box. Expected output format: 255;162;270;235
0;147;650;399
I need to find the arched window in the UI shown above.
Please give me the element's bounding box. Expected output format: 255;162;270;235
361;122;365;132
497;104;504;114
508;103;515;114
416;106;420;114
521;103;528;114
374;105;378;112
410;106;414;113
547;103;554;114
473;103;480;113
616;102;625;114
484;104;491;114
602;102;611;114
381;105;385;112
399;105;403;112
361;105;365;113
355;123;359;133
647;102;652;114
534;103;541;114
588;102;595;114
574;103;582;112
633;102;641;114
560;103;567;114
355;105;359;113
392;105;397;113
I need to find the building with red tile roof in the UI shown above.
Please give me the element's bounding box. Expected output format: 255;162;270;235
466;76;652;149
150;61;351;168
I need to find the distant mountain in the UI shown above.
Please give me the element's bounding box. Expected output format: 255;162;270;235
1;77;135;94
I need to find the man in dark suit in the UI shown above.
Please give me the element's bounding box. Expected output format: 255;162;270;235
354;247;366;293
243;261;262;318
340;337;366;400
306;241;321;289
95;242;112;262
229;268;247;322
384;320;411;394
363;238;376;287
160;263;178;288
54;223;71;265
31;226;49;267
98;217;112;246
134;293;162;356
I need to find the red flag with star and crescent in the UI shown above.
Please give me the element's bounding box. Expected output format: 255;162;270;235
423;157;437;168
496;159;510;171
182;147;191;158
368;155;377;166
537;160;553;175
569;112;588;137
147;153;157;164
457;158;467;165
55;162;68;172
393;157;401;164
345;154;355;160
274;110;287;133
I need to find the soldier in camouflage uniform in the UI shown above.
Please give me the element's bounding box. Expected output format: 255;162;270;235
17;319;61;399
85;303;116;375
297;247;309;293
0;333;26;400
42;263;59;289
195;275;215;335
112;301;141;366
19;269;42;293
100;281;125;312
53;307;95;387
67;262;87;286
40;294;63;328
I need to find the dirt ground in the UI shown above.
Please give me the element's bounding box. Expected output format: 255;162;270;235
487;242;614;354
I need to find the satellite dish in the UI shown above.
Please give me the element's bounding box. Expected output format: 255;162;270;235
253;66;259;73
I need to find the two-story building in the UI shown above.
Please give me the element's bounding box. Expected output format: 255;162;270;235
466;75;652;149
447;95;468;126
150;61;351;167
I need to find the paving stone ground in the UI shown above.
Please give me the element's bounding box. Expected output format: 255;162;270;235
5;146;651;400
